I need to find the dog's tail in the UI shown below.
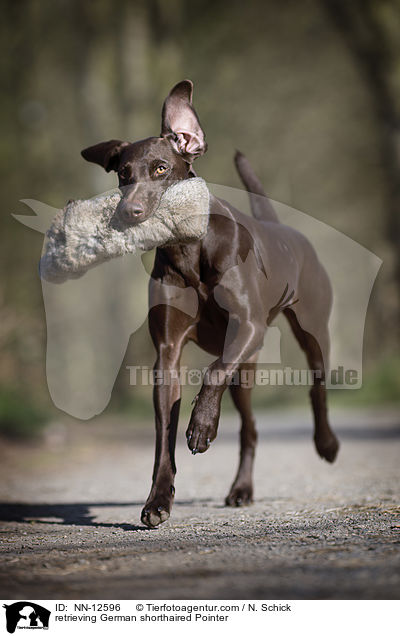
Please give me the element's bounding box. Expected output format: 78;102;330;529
234;150;279;223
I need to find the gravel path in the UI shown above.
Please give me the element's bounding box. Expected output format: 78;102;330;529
0;407;399;599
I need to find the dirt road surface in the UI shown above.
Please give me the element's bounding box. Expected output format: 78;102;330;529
0;407;399;599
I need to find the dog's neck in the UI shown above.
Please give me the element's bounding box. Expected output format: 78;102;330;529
153;194;238;288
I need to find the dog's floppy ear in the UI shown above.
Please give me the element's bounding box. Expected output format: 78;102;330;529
161;80;207;162
81;140;129;172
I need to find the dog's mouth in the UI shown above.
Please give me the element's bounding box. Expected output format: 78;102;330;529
38;177;210;284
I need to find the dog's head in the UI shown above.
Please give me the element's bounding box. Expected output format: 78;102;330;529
81;80;207;226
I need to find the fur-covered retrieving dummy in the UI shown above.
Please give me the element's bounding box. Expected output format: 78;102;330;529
39;178;210;283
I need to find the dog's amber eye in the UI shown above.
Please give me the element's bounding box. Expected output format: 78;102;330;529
155;165;167;175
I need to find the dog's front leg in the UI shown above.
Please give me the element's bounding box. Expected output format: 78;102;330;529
140;343;183;528
186;316;264;454
141;306;194;528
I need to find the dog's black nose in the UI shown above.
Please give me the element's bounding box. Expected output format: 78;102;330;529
130;203;144;216
117;199;145;224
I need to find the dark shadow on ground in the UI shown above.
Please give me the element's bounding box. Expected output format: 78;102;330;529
0;502;149;531
0;499;215;531
250;424;400;441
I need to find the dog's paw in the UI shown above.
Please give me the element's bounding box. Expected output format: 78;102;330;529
186;416;217;454
141;496;172;528
314;432;339;463
186;397;220;454
225;483;253;507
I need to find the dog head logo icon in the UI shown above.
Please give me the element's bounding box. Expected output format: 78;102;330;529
3;602;51;633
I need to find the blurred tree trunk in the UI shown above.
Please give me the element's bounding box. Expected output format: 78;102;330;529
323;0;400;338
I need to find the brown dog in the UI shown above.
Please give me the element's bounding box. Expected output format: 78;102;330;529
81;80;339;528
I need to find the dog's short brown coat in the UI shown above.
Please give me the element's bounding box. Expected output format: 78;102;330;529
82;80;339;527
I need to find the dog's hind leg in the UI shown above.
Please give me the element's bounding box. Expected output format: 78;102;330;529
284;308;339;463
225;355;258;506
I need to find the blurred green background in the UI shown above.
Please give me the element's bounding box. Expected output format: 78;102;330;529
1;0;399;438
